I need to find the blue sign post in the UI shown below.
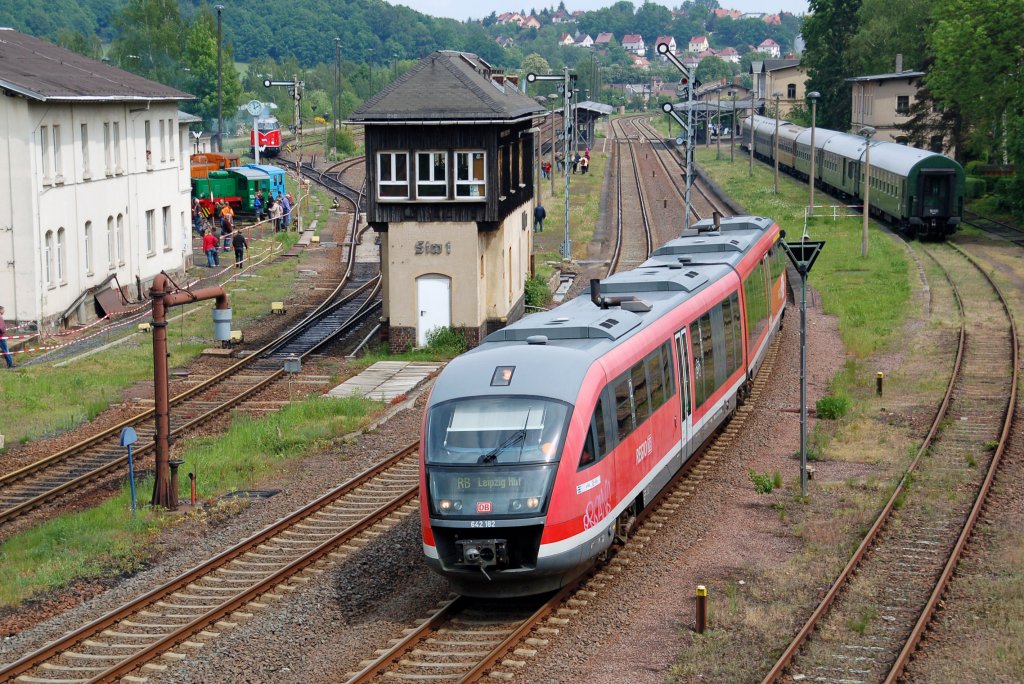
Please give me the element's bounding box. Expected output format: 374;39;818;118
119;427;139;514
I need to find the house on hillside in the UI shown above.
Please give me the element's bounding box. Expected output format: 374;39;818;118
757;39;781;58
495;12;522;25
846;55;946;149
522;16;541;29
552;8;573;23
622;34;646;55
575;34;595;48
495;36;515;49
683;54;701;70
714;8;742;19
348;51;546;351
655;36;677;59
688;35;710;53
718;47;740;64
0;28;194;328
631;55;651;70
595;32;615;47
559;33;576;46
763;14;782;25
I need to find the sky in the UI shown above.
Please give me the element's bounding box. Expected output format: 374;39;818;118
387;0;810;21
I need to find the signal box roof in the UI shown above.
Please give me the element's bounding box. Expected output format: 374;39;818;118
349;51;545;124
0;28;191;103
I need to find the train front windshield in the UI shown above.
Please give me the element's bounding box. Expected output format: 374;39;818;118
425;397;570;518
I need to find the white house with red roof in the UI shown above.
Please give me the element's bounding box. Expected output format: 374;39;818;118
688;35;710;53
559;32;576;46
575;34;594;48
714;8;743;19
655;36;677;57
522;15;541;29
758;38;781;58
717;46;740;63
551;8;573;23
622;34;646;55
631;54;650;70
594;32;615;47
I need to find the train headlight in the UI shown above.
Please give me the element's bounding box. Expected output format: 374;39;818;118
511;499;523;511
439;499;452;511
527;497;541;510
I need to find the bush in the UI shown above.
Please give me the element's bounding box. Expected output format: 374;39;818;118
816;394;851;420
524;275;551;309
965;176;987;199
749;469;782;494
425;327;466;357
326;128;357;157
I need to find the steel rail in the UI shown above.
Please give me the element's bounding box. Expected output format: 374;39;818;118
0;199;373;526
606;117;653;277
0;443;420;683
761;240;1016;683
884;242;1019;683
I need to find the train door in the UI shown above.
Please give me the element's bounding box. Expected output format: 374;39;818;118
674;328;693;458
918;170;954;219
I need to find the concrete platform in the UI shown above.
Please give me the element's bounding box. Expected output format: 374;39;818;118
327;361;442;402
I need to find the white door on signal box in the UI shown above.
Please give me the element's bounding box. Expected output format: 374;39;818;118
416;274;451;346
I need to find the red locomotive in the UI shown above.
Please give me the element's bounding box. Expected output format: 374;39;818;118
420;215;787;597
252;116;282;157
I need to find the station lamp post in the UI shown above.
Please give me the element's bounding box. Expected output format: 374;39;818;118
772;91;782;194
215;4;224;152
858;126;877;257
807;91;820;214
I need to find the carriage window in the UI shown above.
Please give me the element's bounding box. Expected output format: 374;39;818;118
632;361;651;425
614;375;633;441
378;152;409;199
745;261;770;351
646;347;665;410
661;341;675;399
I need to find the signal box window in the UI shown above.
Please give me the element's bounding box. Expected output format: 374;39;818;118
417;152;448;198
378;152;409;199
456;151;486;198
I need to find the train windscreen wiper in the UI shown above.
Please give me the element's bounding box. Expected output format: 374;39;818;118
478;429;526;464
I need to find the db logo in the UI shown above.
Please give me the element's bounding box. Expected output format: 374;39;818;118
476;501;492;513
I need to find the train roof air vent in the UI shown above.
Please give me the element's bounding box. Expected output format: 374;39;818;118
622;299;652;313
598;318;619;329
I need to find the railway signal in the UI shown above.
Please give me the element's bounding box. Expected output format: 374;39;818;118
527;68;577;261
780;237;826;498
264;75;305;231
657;42;697;231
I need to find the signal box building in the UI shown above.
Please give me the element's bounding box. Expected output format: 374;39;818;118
349;51;546;351
0;28;193;328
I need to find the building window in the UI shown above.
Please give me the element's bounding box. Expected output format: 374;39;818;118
107;216;115;269
144;120;152;168
377;152;409;199
113;122;122;172
117;213;125;265
41;125;51;182
417;152;448;198
787;83;796;99
56;228;66;284
162;205;171;249
53;126;63;181
84;221;93;274
146;209;155;255
896;95;910;115
80;123;90;178
44;230;54;287
159;119;166;162
168;119;175;161
103;123;112;175
456;151;486;198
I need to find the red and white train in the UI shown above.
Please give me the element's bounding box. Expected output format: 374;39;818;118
420;215;787;596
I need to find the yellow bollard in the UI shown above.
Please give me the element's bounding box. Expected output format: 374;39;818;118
696;585;708;634
876;371;884;396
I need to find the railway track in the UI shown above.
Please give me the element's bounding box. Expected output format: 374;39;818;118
0;178;376;533
0;444;422;683
962;209;1024;244
762;241;1018;684
347;337;782;683
607;116;654;275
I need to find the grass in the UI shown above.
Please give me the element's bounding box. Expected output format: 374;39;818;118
534;151;607;273
0;393;383;608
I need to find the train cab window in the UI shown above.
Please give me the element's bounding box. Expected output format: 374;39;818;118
632;361;651;425
579;396;607;468
614;376;634;441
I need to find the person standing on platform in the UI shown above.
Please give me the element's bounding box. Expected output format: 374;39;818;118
580;155;589;175
534;203;546;233
252;193;263;223
202;229;219;267
280;193;292;230
271;200;283;232
232;231;248;269
0;305;14;368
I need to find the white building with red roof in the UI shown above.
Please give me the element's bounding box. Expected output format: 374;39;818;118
688;35;710;53
717;46;740;63
622;34;646;55
758;38;781;58
595;32;615;47
655;36;677;57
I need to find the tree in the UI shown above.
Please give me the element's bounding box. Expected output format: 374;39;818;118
845;0;932;75
521;53;551;77
182;5;242;131
801;0;862;130
55;28;101;59
696;56;733;83
109;0;185;88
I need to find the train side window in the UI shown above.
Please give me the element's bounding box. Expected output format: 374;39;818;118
744;260;770;350
646;348;665;411
722;297;736;376
730;292;743;370
632;361;651;425
579;396;607;468
661;341;676;400
704;310;721;395
614;375;633;442
690;319;705;407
